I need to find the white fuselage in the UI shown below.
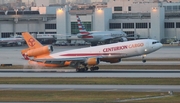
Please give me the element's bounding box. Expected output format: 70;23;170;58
50;39;162;59
78;31;127;43
0;38;24;45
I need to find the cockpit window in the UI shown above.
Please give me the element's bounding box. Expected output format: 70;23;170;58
152;41;160;44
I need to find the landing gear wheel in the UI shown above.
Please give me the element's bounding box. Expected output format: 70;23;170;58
85;67;88;71
90;67;94;71
76;67;88;72
95;66;99;70
142;55;147;63
142;60;146;63
76;68;80;72
76;68;81;72
90;66;99;71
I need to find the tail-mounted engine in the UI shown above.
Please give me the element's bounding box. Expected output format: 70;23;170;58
26;45;53;57
86;58;100;66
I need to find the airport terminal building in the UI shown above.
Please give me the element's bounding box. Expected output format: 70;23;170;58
0;0;180;44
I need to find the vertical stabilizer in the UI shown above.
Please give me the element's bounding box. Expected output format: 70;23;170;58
76;15;89;35
22;32;43;49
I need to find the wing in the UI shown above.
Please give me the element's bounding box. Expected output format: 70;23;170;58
33;57;88;62
31;55;103;66
30;52;126;68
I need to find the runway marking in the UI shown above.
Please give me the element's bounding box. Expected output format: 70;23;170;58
56;70;75;72
0;89;12;91
116;95;173;102
105;89;118;91
60;89;74;91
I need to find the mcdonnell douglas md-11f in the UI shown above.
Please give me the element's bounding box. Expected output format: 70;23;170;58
76;15;127;46
22;32;162;72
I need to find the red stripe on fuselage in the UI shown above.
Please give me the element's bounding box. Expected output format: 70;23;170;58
80;31;89;35
60;53;123;56
82;35;93;38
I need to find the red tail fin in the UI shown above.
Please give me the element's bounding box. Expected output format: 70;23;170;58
76;15;89;35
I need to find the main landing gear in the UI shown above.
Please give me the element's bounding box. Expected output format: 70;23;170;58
142;55;146;63
90;66;99;71
76;64;99;72
76;67;88;72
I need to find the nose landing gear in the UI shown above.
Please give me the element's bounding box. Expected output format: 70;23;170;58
142;55;147;63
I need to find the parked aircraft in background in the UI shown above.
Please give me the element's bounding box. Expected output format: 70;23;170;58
0;35;24;47
21;32;162;72
76;15;127;46
31;33;57;44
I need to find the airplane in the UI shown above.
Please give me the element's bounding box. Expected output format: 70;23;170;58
0;34;24;47
76;15;127;46
21;32;162;72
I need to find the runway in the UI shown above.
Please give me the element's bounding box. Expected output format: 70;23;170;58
1;69;180;72
0;69;180;77
0;84;179;92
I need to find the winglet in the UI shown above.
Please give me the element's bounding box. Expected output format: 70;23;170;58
76;15;89;35
22;32;43;49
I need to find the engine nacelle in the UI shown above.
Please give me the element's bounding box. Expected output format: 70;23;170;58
86;58;99;66
26;45;53;57
101;58;121;63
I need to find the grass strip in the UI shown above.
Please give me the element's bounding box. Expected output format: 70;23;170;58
0;65;180;69
0;90;178;102
0;77;180;85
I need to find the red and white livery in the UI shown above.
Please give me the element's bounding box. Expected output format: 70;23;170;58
21;32;162;72
76;15;127;46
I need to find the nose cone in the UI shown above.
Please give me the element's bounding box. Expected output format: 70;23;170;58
155;42;163;51
159;43;163;48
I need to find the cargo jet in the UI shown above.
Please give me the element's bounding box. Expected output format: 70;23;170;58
22;32;162;72
0;35;24;47
76;15;127;46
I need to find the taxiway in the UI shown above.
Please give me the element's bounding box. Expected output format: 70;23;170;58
0;84;179;92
